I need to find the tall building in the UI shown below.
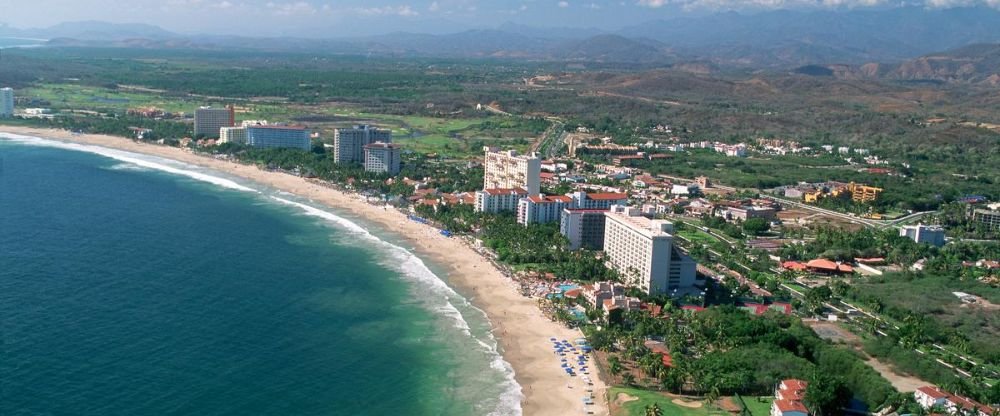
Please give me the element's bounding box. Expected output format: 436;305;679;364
363;142;402;175
474;188;528;213
483;147;541;196
0;87;13;117
245;125;310;150
194;106;234;138
561;208;610;250
603;205;697;295
334;125;392;164
219;127;248;144
899;224;946;247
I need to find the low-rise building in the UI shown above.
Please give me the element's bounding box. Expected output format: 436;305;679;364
973;208;1000;230
602;295;642;314
914;385;995;416
582;281;625;308
900;224;946;247
726;206;777;222
847;182;882;203
475;188;528;213
772;379;810;416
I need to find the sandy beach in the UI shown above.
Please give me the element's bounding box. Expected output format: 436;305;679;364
1;126;610;416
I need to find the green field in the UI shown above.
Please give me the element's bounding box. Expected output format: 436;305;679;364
609;388;772;416
21;82;535;157
677;228;721;245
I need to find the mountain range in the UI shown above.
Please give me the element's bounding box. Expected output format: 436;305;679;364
3;7;1000;79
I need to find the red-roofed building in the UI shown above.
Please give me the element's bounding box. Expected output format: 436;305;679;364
741;302;793;316
782;261;808;272
475;188;528;213
915;386;950;409
772;399;809;416
643;340;674;367
773;379;810;416
805;259;854;274
681;305;706;313
571;191;628;210
518;194;574;225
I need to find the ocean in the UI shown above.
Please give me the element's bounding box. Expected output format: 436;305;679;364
0;134;520;415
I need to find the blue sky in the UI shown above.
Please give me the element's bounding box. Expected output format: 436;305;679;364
2;0;999;37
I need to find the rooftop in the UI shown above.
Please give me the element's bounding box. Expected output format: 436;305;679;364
586;192;628;201
481;187;528;196
247;125;306;130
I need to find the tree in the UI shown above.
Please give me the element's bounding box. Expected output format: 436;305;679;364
804;372;851;416
742;217;771;236
622;373;637;386
645;403;663;416
608;355;623;377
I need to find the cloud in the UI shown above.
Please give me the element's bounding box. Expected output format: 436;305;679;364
353;5;419;16
637;0;668;7
587;1;602;8
429;1;440;11
266;1;315;15
558;0;570;6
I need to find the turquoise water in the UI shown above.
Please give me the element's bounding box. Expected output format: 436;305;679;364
0;135;519;415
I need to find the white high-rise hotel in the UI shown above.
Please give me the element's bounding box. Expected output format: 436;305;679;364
334;125;392;164
603;205;697;295
483;146;541;195
0;87;14;117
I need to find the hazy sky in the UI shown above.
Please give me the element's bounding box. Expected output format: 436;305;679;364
2;0;999;37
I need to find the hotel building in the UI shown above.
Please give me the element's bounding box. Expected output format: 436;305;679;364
973;207;1000;230
483;147;541;196
517;194;573;225
899;224;946;247
219;126;248;144
245;125;310;150
363;142;402;175
561;209;610;250
334;125;392;164
0;87;13;117
194;106;235;138
603;205;697;295
474;188;529;213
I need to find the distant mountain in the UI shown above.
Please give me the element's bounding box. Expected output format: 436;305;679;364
889;44;1000;84
618;7;1000;66
495;22;604;41
552;34;677;64
0;20;176;40
10;9;1000;71
793;44;1000;85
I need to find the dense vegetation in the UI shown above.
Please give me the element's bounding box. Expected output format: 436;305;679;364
589;307;898;412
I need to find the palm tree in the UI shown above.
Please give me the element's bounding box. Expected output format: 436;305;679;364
644;403;663;416
622;373;636;386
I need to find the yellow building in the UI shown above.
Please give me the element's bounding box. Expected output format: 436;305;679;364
803;190;824;203
847;182;882;203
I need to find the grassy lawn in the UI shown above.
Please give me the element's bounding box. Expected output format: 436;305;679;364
610;387;730;416
677;228;721;245
739;396;774;416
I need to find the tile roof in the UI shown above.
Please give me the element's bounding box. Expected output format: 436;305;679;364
586;192;628;201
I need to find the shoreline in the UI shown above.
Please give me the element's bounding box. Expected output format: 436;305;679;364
0;126;610;416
